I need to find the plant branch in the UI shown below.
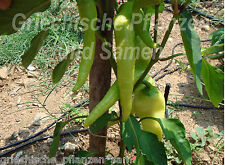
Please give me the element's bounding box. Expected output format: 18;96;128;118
182;0;192;10
154;5;159;43
119;138;125;158
156;16;176;58
179;0;192;13
173;0;179;18
134;15;176;90
89;0;114;157
159;53;185;61
153;5;159;59
143;80;152;89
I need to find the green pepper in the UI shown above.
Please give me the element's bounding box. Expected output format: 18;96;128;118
131;75;155;114
133;81;165;141
135;35;151;73
114;1;135;122
84;35;152;128
133;9;159;49
72;0;97;92
84;82;119;128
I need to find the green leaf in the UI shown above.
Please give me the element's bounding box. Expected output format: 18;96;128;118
174;59;188;71
104;159;112;165
219;130;224;138
122;115;167;165
179;10;203;95
195;127;206;147
65;150;97;165
21;29;49;68
201;44;224;56
49;122;66;158
206;126;214;138
205;53;224;60
158;3;165;13
49;117;78;158
155;118;192;165
144;3;165;14
91;112;117;133
190;131;198;141
52;52;73;84
209;28;224;46
136;153;154;165
74;150;96;157
0;0;51;35
201;59;224;107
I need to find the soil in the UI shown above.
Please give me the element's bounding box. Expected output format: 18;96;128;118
0;6;224;165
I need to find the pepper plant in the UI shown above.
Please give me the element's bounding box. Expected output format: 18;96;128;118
0;0;224;164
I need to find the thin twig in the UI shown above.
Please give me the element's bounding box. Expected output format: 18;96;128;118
134;15;176;90
152;5;159;59
43;84;58;106
159;53;185;61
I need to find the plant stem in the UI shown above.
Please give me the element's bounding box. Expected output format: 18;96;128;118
159;53;185;61
119;139;125;158
154;5;159;43
89;0;114;158
179;0;192;13
134;15;176;90
182;0;192;11
153;5;159;59
156;15;176;58
143;80;152;89
173;0;179;17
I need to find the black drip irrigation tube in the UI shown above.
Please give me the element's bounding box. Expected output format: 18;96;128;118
164;0;224;25
186;6;224;25
0;100;89;157
0;40;224;157
0;129;88;157
167;103;224;110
